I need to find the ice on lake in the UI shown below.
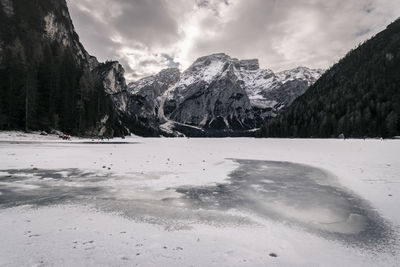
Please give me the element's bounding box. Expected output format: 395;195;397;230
0;135;399;266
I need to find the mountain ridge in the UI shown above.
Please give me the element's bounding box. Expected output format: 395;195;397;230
0;0;323;138
259;18;400;138
122;53;323;136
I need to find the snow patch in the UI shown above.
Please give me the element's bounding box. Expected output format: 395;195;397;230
277;67;324;86
199;60;226;83
165;56;226;100
44;13;58;40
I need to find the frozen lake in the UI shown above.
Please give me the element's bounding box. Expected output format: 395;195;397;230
0;134;399;266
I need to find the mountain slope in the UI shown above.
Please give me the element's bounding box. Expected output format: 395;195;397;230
0;1;324;137
260;19;400;138
126;53;323;136
0;0;123;136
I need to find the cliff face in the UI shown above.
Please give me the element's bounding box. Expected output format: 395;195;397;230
95;62;166;137
0;0;97;67
0;0;122;136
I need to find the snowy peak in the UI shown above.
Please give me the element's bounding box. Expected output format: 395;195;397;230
128;68;180;96
163;53;323;110
189;53;259;72
182;54;261;85
237;66;324;109
189;53;231;69
124;53;324;136
181;53;230;84
277;67;324;86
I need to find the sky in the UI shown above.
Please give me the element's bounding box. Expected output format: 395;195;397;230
68;0;400;81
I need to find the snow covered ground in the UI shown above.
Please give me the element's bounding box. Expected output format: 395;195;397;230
0;132;399;266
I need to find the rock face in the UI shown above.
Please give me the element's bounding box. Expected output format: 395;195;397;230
0;0;122;136
123;53;323;136
95;61;129;118
128;68;180;121
97;61;127;95
96;63;175;136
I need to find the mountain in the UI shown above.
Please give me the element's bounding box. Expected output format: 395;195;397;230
0;0;125;136
125;53;323;136
0;1;323;138
259;19;400;138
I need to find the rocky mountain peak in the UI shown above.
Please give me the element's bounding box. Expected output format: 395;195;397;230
116;53;324;136
187;53;260;75
236;59;260;71
277;67;324;86
128;67;180;96
96;61;127;95
155;68;181;84
191;53;231;66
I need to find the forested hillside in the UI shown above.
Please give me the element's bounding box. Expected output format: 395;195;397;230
260;19;400;138
0;0;117;136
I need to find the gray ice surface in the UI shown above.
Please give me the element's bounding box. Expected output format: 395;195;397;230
0;159;396;250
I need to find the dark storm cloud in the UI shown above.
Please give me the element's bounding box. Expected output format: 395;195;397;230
68;0;400;81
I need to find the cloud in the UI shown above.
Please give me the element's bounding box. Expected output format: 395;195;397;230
161;54;180;69
68;0;400;81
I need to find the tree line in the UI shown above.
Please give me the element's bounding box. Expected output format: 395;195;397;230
0;0;118;136
0;42;116;136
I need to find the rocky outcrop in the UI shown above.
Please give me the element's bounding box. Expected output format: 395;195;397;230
96;62;166;137
96;61;127;95
128;68;180;119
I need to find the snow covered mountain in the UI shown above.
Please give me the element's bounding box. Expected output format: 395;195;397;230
123;53;323;136
0;0;322;137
